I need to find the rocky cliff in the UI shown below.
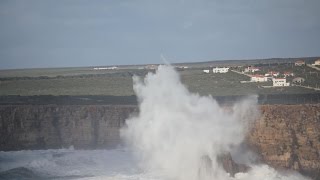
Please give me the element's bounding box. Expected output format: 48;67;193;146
0;104;319;179
0;105;137;150
248;104;320;179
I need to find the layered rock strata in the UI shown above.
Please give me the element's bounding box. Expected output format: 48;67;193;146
248;104;320;179
0;105;137;150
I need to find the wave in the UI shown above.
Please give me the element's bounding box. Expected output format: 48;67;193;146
0;148;140;180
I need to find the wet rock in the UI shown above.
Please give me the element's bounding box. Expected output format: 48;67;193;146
0;105;137;150
217;153;249;177
247;104;320;180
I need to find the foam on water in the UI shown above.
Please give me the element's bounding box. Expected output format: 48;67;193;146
0;148;141;179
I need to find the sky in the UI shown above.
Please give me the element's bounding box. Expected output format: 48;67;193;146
0;0;320;69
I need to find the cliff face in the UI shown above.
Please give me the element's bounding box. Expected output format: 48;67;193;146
0;104;319;178
0;105;137;150
248;104;320;179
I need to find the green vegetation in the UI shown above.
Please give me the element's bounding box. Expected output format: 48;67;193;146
0;76;134;96
0;67;93;78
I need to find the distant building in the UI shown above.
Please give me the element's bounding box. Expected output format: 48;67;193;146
93;66;118;70
283;71;294;77
244;66;260;73
175;66;189;69
145;65;158;70
292;77;305;84
265;71;280;77
175;66;189;71
212;67;229;73
203;69;210;73
312;59;320;66
295;60;305;66
250;75;267;82
273;78;290;87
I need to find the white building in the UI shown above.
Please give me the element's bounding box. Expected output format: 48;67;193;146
312;59;320;66
93;66;118;70
265;71;280;77
292;77;305;84
283;71;294;77
273;78;290;87
244;67;260;73
295;60;305;66
145;65;158;70
203;69;210;73
212;67;229;73
251;75;267;82
175;66;189;69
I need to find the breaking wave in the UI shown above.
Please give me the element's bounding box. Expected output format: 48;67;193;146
121;65;309;180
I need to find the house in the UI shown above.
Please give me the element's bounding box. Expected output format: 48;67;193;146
292;77;305;84
273;78;290;87
265;71;280;77
312;59;320;66
145;65;158;70
295;60;305;66
175;66;189;71
203;69;210;73
244;66;260;73
283;71;294;77
212;67;229;73
250;75;268;82
93;66;118;70
175;66;189;69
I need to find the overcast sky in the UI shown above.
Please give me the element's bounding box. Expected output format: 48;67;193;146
0;0;319;69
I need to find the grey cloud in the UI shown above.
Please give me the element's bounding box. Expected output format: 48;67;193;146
0;0;319;69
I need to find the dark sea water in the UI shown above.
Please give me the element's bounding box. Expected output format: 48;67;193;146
0;148;155;180
0;148;310;180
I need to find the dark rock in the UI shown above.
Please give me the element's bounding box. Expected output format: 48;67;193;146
0;167;40;180
0;105;137;150
217;153;249;177
247;104;320;180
